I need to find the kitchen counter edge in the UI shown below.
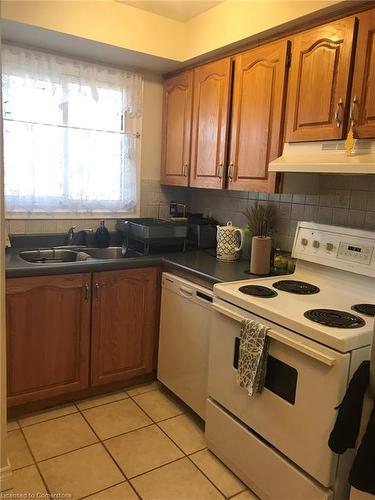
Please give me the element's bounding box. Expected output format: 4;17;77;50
5;249;254;285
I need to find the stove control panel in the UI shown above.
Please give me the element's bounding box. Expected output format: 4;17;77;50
337;242;373;265
293;222;375;276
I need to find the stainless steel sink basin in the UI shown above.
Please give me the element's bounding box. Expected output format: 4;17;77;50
19;249;92;264
19;246;143;264
83;247;142;259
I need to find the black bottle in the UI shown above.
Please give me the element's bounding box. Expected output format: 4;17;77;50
94;220;110;248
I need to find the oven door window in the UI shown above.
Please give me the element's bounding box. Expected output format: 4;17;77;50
233;337;298;404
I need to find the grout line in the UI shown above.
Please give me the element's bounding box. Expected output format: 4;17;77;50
128;392;227;500
75;394;129;412
119;455;186;482
125;396;206;488
186;445;209;456
35;441;99;465
18;426;51;495
18;407;79;429
78;480;128;500
229;487;260;499
184;453;226;499
101;421;155;443
75;406;128;483
124;383;161;398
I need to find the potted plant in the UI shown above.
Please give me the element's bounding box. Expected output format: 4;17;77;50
243;202;277;275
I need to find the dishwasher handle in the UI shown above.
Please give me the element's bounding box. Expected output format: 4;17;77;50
212;302;336;367
179;285;194;298
162;273;213;305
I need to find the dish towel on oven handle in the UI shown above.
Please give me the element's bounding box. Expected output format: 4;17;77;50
328;360;375;495
237;319;270;396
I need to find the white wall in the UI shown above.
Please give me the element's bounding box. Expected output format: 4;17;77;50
0;25;12;491
141;73;163;181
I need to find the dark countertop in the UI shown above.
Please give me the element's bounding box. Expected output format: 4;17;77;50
162;250;253;284
5;246;255;284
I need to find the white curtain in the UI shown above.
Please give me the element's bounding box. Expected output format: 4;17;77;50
2;44;143;216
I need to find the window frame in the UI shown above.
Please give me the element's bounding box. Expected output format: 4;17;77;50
2;46;142;220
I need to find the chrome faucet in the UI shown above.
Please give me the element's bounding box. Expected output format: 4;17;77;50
66;226;77;245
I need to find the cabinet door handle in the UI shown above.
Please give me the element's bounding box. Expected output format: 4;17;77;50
228;162;234;182
95;282;100;301
183;163;189;177
84;283;89;302
334;98;344;128
349;96;359;125
217;163;223;180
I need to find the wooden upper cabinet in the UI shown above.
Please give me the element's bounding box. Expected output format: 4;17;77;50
350;8;375;138
161;71;193;186
190;58;232;189
91;267;160;386
228;40;290;192
285;17;357;142
6;274;91;407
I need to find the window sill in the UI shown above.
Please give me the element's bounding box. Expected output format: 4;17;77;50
5;210;140;220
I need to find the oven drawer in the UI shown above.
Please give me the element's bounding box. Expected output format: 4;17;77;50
206;399;332;500
208;299;351;487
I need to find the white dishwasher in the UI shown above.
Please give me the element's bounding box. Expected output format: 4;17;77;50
158;272;213;419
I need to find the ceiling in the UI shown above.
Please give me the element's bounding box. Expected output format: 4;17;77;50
119;1;223;22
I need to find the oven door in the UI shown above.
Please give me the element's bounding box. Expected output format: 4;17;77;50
208;298;351;488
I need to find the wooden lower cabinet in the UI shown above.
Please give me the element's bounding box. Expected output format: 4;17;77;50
6;274;91;407
91;267;160;386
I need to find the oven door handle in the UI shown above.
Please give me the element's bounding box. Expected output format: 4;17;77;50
212;302;336;367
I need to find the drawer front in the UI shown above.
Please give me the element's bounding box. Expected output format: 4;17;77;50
206;399;332;500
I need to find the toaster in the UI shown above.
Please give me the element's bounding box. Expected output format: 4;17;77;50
186;217;218;249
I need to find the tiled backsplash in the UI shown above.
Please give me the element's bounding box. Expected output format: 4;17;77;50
6;175;375;254
189;175;375;252
140;179;192;219
5;217;118;236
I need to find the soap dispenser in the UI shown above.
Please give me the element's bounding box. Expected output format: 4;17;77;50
94;220;110;248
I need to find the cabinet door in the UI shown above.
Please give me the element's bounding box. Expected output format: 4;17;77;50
228;40;290;192
161;71;193;186
285;17;356;142
190;58;232;189
6;274;91;407
350;8;375;138
91;267;160;386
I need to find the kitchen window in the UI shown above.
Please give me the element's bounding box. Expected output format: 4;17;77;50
2;45;143;217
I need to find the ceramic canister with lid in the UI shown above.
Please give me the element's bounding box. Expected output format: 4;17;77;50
216;221;244;262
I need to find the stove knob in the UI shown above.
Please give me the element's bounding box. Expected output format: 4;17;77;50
313;240;320;249
326;242;334;251
301;238;308;246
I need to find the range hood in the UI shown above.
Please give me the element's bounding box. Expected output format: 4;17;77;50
269;140;375;174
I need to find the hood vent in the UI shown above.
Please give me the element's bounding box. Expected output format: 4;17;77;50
269;140;375;174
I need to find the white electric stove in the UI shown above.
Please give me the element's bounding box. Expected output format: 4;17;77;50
206;222;375;500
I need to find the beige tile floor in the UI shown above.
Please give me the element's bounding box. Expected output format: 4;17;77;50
4;381;258;500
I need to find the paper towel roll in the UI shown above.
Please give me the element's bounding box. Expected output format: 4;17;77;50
250;236;272;275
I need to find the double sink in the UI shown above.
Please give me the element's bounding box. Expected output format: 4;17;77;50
19;247;142;264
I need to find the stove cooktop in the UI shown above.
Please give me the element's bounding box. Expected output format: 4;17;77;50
238;285;278;298
304;309;366;329
214;264;375;352
351;304;375;317
273;280;320;295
